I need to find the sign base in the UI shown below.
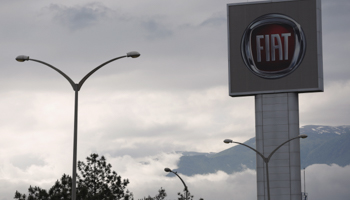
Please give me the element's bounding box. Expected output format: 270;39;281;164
255;93;301;200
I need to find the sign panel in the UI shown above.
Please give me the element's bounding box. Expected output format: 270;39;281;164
228;0;323;97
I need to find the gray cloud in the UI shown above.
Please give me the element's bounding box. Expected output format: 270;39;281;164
322;0;350;32
102;142;179;158
141;19;173;39
321;0;350;84
46;3;112;30
10;154;46;170
200;12;226;27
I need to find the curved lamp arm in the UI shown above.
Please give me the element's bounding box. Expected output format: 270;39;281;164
16;56;77;90
223;139;266;161
15;51;140;91
224;134;307;162
77;51;140;91
77;55;126;91
164;168;188;191
174;172;188;192
267;134;307;161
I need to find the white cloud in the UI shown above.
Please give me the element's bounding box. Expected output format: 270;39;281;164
299;80;350;126
105;153;257;200
303;164;350;200
2;149;350;200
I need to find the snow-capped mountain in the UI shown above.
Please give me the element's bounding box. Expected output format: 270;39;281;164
300;125;350;135
171;125;350;176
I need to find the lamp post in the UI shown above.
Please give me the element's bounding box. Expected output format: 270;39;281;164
223;134;307;200
302;168;308;200
164;168;189;200
15;51;140;200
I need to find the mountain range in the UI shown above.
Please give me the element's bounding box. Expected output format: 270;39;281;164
171;125;350;176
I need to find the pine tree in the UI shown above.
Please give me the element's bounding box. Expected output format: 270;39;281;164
77;153;130;199
177;189;203;200
138;187;167;200
14;154;131;200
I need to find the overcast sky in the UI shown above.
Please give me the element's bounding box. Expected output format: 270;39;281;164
1;0;349;199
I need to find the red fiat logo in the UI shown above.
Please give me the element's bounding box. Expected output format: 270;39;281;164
241;14;306;79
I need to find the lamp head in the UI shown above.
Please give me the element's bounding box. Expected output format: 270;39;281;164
126;51;140;58
299;134;308;139
223;139;233;144
164;168;172;173
16;55;30;62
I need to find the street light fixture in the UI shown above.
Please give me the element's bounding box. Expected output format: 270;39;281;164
15;52;140;200
223;134;307;200
164;168;189;200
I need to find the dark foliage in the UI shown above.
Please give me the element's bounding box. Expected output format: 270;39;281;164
138;187;167;200
14;154;131;200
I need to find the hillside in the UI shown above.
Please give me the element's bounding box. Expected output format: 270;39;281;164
171;125;350;176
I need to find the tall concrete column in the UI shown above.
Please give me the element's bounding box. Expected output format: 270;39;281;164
255;93;301;200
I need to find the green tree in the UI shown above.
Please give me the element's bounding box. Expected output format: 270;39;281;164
139;187;167;200
47;174;72;199
14;154;131;200
154;187;166;200
14;186;48;200
177;189;193;200
77;154;130;200
177;189;203;200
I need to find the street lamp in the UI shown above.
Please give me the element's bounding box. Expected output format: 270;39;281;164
223;134;307;200
16;51;140;200
164;168;189;200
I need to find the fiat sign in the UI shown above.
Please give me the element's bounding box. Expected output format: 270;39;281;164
228;0;323;97
241;14;306;79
